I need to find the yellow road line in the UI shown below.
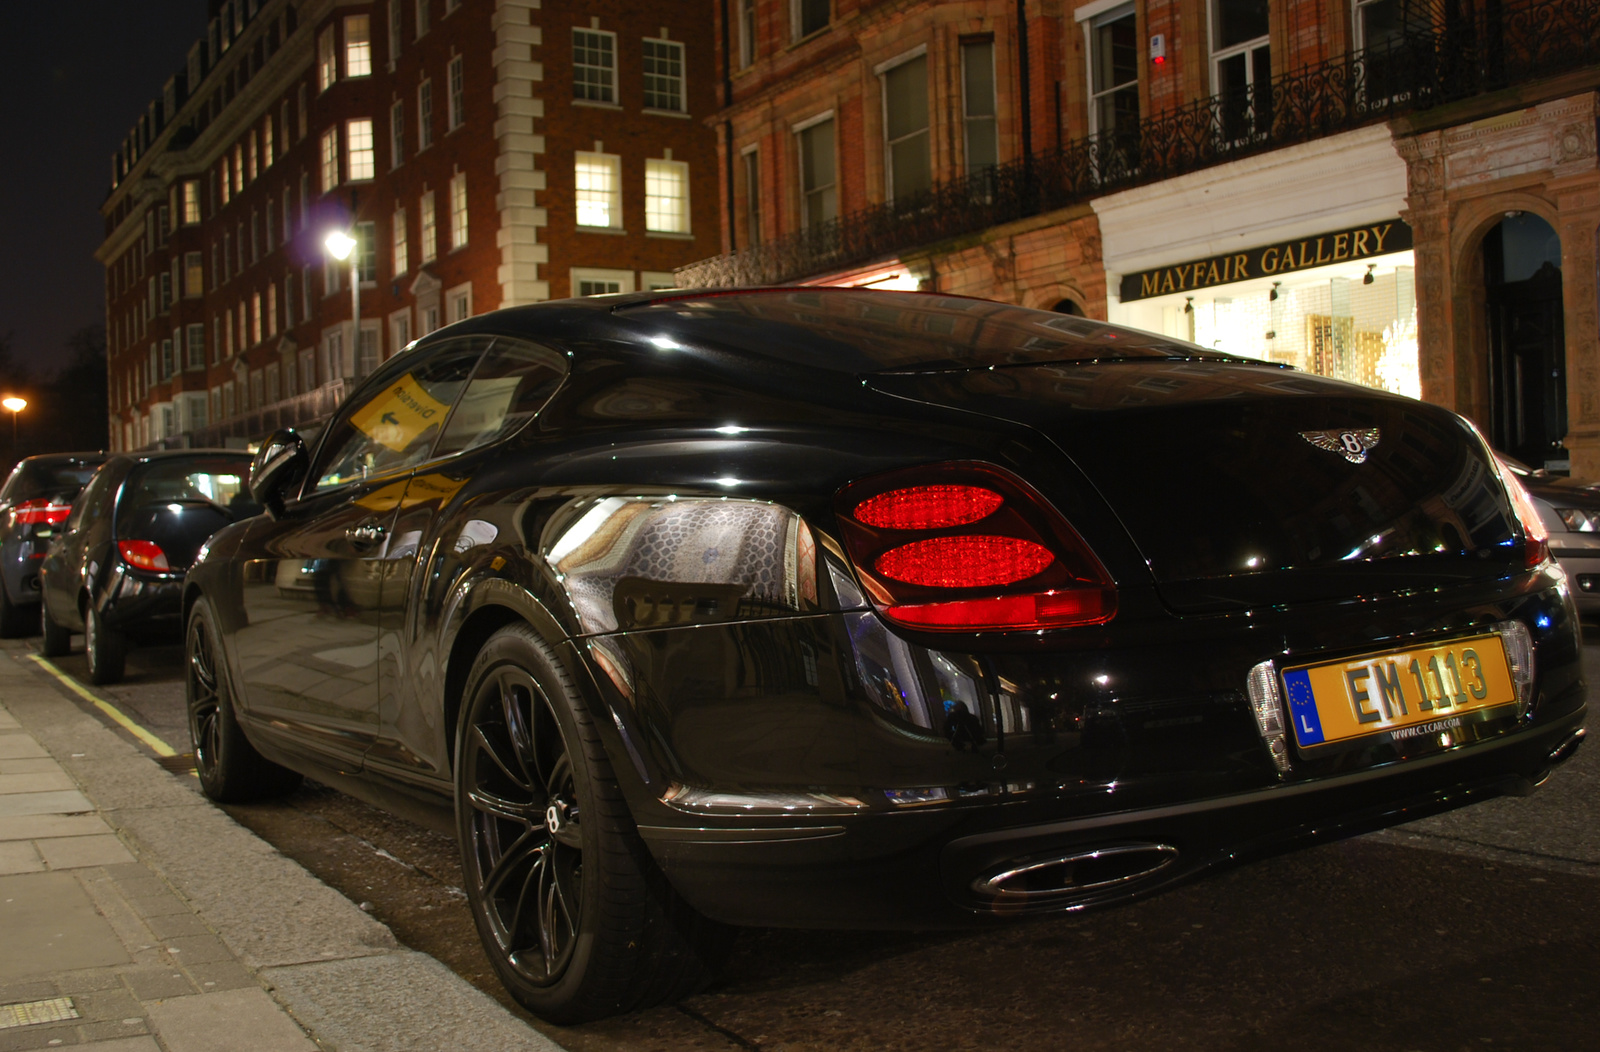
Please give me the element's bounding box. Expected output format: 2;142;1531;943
29;655;179;758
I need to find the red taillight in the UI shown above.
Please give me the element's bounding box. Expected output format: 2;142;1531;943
13;499;71;526
1498;459;1550;568
855;485;1003;529
876;535;1055;588
117;540;171;573
836;463;1116;632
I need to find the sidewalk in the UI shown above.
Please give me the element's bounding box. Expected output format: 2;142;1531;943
0;648;566;1052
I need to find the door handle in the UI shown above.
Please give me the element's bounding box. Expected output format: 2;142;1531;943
345;521;387;549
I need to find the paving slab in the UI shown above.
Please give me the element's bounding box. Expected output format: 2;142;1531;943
0;872;132;979
143;989;318;1052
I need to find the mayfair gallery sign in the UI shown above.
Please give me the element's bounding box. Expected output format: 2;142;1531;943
1118;219;1413;302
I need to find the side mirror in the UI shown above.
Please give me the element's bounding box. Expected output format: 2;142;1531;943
250;429;309;517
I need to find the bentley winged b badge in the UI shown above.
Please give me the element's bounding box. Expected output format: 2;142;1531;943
1300;427;1381;464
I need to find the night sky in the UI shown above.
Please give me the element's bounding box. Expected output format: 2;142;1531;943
0;2;208;377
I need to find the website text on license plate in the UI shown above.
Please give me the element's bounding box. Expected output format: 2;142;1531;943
1281;633;1518;749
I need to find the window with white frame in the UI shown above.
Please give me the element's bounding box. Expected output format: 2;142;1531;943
1212;0;1271;137
1087;5;1138;137
318;25;337;90
185;252;204;297
266;283;278;337
345;15;372;77
881;52;930;202
388;0;403;65
186;324;206;369
794;0;829;40
961;40;998;175
571;267;633;296
418;80;434;148
251;292;262;345
391;309;412;354
1355;0;1404;99
575;152;621;228
390;99;406;167
415;0;430;37
356;325;379;378
356;221;377;283
263;113;275;168
449;173;468;248
645;158;689;233
796;116;836;228
392;207;409;274
742;147;761;246
640;271;678;291
448;56;465;128
642;39;684;111
246;132;257;182
420;190;437;262
573;29;617;102
446;282;472;322
347;119;376;180
738;0;757;68
320;127;339;190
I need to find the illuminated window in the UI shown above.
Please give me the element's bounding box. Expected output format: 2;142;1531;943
645;158;689;233
449;173;468;248
573;29;616;102
642;39;684;111
320;128;339;190
185;252;204;296
575;153;621;228
318;25;337;90
181;181;202;224
347;119;376;180
266;283;277;337
420;191;437;262
392;207;408;274
251;292;262;345
263;114;275;169
345;15;372;77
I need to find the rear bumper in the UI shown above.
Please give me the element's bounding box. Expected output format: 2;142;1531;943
96;572;184;636
645;706;1585;928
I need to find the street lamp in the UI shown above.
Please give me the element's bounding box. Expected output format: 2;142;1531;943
324;229;360;379
2;396;25;447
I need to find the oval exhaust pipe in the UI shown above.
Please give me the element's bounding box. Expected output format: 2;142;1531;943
973;842;1179;901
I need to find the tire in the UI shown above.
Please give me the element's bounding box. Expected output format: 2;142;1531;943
455;623;733;1023
186;598;303;802
39;596;71;657
85;607;127;685
0;585;34;639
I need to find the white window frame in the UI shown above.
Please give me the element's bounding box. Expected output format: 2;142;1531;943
573;28;618;104
318;25;337;91
449;172;469;249
645;158;690;235
876;46;930;204
448;56;466;129
446;281;473;323
392;206;409;275
792;110;837;230
320;127;339;191
642;38;686;113
346;118;376;181
960;39;999;175
640;270;678;292
418;80;434;149
344;14;373;77
419;190;437;262
570;267;634;296
390;99;406;168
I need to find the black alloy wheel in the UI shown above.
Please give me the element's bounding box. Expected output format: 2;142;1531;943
85;607;126;685
186;599;302;802
456;624;732;1023
38;597;71;657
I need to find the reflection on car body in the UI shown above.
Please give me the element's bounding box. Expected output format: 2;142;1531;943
184;289;1586;1024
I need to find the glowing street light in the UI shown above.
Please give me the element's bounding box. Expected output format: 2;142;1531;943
2;396;24;446
324;229;361;379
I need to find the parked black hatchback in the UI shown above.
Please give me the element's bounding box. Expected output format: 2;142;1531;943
0;453;108;637
183;289;1585;1024
40;450;257;683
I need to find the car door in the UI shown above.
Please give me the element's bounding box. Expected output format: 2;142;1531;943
230;342;486;771
364;336;570;783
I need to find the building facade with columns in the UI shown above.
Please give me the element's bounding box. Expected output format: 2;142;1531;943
99;0;718;452
681;0;1600;475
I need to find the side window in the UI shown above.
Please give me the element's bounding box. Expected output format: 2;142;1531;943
308;339;490;492
67;468;119;533
433;339;568;459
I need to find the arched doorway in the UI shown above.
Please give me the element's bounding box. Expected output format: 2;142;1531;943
1051;298;1085;316
1484;212;1565;469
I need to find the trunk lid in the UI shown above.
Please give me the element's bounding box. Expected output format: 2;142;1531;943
868;361;1524;611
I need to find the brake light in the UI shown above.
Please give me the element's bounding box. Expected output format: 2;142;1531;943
1498;461;1549;568
836;462;1116;631
117;540;171;573
13;499;71;526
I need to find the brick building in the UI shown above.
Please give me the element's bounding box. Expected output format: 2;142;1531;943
98;0;719;451
681;0;1600;476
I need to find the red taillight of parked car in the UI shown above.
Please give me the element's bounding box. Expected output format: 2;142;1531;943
12;499;72;526
117;540;171;573
1497;460;1550;569
835;464;1116;631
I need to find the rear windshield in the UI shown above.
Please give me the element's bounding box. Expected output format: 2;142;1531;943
0;456;106;504
121;458;257;519
614;289;1247;373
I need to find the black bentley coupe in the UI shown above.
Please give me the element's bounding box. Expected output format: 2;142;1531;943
183;288;1586;1023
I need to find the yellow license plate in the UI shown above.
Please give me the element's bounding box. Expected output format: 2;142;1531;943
1281;633;1518;750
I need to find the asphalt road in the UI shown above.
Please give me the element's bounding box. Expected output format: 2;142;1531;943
9;630;1597;1052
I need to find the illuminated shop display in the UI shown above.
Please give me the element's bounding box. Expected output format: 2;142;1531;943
1115;221;1420;399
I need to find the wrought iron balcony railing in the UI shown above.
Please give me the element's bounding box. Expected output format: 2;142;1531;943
678;0;1599;289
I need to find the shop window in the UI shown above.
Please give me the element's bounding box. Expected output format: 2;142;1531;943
881;53;930;203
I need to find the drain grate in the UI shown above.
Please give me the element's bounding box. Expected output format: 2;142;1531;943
0;997;80;1029
157;752;198;774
